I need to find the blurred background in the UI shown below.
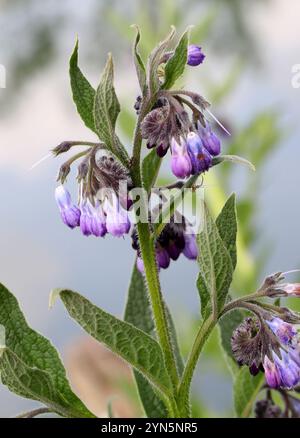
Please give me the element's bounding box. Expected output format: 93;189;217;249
0;0;300;417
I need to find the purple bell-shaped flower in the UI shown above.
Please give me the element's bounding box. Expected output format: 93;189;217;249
55;185;80;229
186;131;212;174
197;122;221;156
104;193;131;237
170;137;192;179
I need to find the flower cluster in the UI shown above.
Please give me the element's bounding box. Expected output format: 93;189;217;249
141;92;221;180
54;149;132;238
131;214;198;273
255;390;300;418
232;314;300;389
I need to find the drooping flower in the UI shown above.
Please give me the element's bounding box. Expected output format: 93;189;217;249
266;317;297;345
79;200;106;237
132;214;198;273
281;283;300;297
186;131;212;174
255;398;283;418
55;185;81;229
104;193;131;238
170;137;192;179
182;232;198;260
187;45;205;66
197;122;221;156
55;147;132;239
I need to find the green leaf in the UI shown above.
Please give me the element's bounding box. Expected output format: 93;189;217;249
234;366;264;417
216;193;237;270
212;155;255;172
132;25;147;94
218;308;244;374
124;264;184;417
165;305;184;376
93;53;120;151
0;283;93;418
59;289;172;397
69;40;96;133
197;203;233;318
147;26;176;95
163;28;189;90
142;150;161;193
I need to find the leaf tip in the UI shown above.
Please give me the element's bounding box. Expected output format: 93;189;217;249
49;288;62;309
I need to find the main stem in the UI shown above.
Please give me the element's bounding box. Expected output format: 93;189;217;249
131;99;180;414
176;315;216;416
137;223;179;388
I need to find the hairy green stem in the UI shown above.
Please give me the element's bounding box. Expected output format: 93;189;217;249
131;94;180;415
15;407;51;418
177;315;216;417
136;215;180;394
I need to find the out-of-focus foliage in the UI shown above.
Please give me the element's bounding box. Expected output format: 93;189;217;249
0;0;282;418
0;0;268;111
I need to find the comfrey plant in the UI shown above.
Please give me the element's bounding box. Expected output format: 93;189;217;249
0;26;299;419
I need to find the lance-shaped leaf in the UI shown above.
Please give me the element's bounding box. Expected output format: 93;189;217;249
212;155;255;172
163;28;189;90
131;25;146;94
234;366;264;418
93;54;120;151
216;193;237;270
69;40;96;133
58;289;172;397
0;283;93;418
142;149;161;193
147;26;176;95
197;203;233;318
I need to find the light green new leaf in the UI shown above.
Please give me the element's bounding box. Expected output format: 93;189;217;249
234;366;264;417
0;283;93;418
132;25;147;94
216;193;237;270
197;203;233;318
69;40;96;133
147;26;176;95
142;150;161;193
59;289;172;397
163;28;189;90
124;265;167;418
94;54;120;150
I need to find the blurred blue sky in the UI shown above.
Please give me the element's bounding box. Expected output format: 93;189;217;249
0;0;300;417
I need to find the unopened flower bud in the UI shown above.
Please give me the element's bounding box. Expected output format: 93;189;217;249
283;283;300;297
187;45;205;66
77;160;89;181
57;162;71;183
52;141;72;156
